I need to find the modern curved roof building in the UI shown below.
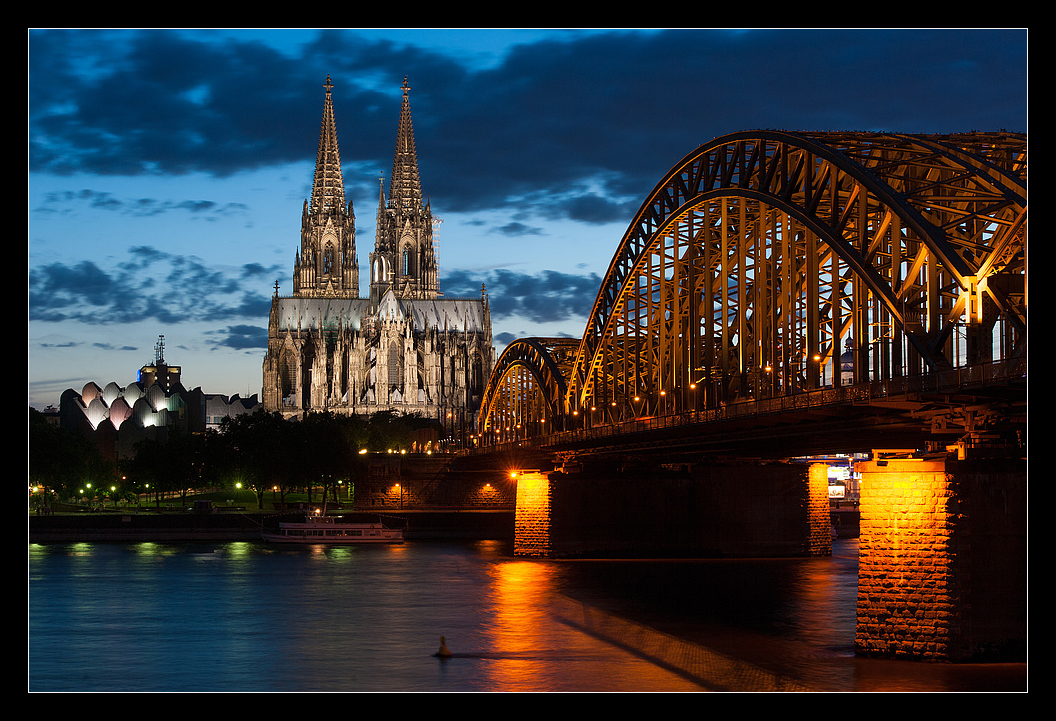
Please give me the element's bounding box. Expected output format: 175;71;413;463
58;336;258;460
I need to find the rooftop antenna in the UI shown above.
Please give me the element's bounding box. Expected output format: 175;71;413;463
154;335;166;365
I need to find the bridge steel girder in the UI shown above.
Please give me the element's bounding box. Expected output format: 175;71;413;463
566;130;1026;419
477;337;578;441
477;131;1026;442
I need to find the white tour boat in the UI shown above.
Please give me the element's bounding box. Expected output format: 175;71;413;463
262;513;405;544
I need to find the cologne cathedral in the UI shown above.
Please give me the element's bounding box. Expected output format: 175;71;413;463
262;77;494;428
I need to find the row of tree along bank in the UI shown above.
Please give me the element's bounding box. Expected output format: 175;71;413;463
30;407;447;513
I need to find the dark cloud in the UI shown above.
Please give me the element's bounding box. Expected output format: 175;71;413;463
206;324;269;351
28;249;279;329
555;194;635;225
34;188;249;219
492;222;544;237
444;268;601;324
239;263;271;279
29;28;1027;226
92;343;139;351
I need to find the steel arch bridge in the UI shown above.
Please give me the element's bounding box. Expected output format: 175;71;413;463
478;130;1026;443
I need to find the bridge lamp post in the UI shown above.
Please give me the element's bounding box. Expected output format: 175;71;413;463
660;389;667;416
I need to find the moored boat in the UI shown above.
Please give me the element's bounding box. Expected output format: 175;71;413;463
262;513;405;544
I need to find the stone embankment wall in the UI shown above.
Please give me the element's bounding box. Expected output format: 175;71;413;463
354;456;517;509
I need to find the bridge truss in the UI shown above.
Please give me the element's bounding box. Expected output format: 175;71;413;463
478;131;1026;445
477;337;578;444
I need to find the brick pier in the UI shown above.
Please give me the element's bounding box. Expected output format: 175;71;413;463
855;455;1026;661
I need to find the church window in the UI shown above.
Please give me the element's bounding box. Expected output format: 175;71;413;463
374;256;391;285
279;349;296;402
388;342;402;392
324;244;334;274
471;353;484;396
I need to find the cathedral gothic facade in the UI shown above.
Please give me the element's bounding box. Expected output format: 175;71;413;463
263;77;494;429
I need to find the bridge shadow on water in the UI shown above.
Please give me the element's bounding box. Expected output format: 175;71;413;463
544;539;1026;692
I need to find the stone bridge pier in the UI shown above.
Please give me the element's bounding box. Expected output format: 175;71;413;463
854;454;1026;662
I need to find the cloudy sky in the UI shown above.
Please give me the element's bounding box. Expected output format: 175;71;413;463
27;28;1028;409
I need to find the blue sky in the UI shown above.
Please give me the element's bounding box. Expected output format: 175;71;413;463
28;28;1028;409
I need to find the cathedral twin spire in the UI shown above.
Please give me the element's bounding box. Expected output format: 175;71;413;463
294;75;434;301
265;76;493;416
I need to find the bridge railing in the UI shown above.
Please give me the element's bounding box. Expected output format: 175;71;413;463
468;357;1025;455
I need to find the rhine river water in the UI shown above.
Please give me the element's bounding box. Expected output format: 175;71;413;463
28;538;1026;692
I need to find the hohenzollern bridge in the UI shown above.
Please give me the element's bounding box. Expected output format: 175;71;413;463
467;130;1026;663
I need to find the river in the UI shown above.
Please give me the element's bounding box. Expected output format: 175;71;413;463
27;538;1026;692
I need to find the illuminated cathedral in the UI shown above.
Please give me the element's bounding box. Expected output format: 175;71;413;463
262;77;494;430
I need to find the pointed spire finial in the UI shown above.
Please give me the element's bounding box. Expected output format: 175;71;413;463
389;77;422;212
310;75;345;217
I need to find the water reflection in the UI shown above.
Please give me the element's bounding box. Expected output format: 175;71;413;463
477;558;703;691
28;539;1025;692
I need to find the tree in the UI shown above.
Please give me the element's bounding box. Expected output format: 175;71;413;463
29;408;114;509
297;412;360;509
365;409;437;452
217;410;294;509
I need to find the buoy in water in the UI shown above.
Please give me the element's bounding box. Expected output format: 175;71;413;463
435;635;452;658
